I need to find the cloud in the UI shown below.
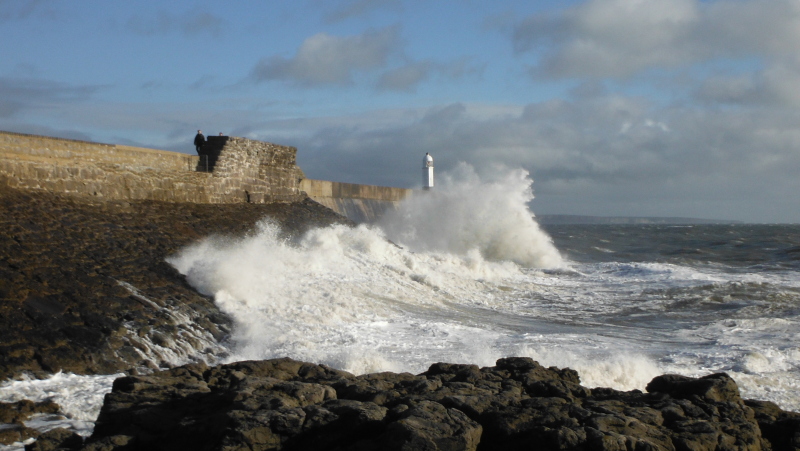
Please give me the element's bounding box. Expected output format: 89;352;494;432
377;61;433;92
277;95;800;222
320;0;402;23
251;26;401;86
127;9;225;37
0;77;100;118
0;122;93;142
377;58;483;92
0;0;53;22
513;0;800;81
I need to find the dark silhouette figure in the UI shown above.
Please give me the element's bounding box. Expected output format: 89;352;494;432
194;130;205;154
195;134;228;173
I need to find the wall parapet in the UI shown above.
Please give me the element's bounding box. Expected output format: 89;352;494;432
0;131;305;204
1;130;410;220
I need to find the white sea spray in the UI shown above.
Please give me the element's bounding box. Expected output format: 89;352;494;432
379;163;564;269
165;166;800;412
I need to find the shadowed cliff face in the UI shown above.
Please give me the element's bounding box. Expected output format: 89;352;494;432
0;184;350;380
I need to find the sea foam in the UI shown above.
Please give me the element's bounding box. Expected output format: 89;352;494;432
167;165;564;375
165;166;800;412
379;163;563;269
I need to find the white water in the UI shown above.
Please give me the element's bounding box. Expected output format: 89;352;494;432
0;373;120;450
166;165;800;410
2;165;798;448
167;164;568;375
378;163;564;269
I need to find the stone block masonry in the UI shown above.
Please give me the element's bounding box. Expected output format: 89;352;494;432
300;179;413;223
199;135;306;203
0;130;415;222
0;131;306;204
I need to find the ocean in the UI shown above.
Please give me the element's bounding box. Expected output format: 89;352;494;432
1;165;798;447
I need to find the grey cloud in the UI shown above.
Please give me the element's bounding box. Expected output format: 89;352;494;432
180;12;224;36
515;0;707;78
514;0;800;81
321;0;402;23
140;80;163;90
0;77;100;118
189;75;218;91
251;26;401;86
127;10;225;37
0;0;53;22
0;122;92;142
283;97;800;222
377;58;483;92
693;74;763;105
692;61;800;107
511;10;570;54
701;0;800;56
377;62;434;92
440;58;485;80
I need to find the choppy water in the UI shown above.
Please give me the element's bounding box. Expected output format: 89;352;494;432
2;164;798;448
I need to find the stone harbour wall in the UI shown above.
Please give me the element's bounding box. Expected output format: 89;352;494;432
0;130;414;221
201;136;306;204
0;131;305;204
300;179;413;223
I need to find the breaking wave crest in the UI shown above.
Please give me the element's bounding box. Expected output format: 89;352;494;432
379;163;564;269
166;165;567;375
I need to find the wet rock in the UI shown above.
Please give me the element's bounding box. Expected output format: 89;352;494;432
0;424;39;446
78;435;134;451
0;401;62;446
381;400;482;451
745;399;800;451
81;357;796;451
0;185;350;379
0;400;61;424
24;427;83;451
646;373;742;404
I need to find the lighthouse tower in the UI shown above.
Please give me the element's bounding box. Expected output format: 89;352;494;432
423;152;434;190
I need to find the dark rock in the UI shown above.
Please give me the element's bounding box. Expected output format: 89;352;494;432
0;401;66;447
25;427;83;451
0;424;39;446
0;185;350;379
745;399;800;451
380;400;482;451
646;373;742;403
79;435;134;451
80;357;794;451
0;399;61;424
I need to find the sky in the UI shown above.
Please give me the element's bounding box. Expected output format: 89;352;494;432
1;0;799;223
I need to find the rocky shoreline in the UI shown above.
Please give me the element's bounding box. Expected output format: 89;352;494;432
0;184;350;381
2;184;800;450
21;357;800;451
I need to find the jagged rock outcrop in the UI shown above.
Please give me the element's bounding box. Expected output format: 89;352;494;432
0;400;61;446
0;185;351;380
64;357;800;451
746;400;800;451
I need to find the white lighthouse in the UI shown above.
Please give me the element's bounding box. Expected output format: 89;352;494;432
423;152;434;189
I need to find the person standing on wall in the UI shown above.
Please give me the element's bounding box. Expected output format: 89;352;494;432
194;130;205;154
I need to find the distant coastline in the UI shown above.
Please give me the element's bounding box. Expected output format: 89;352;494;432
536;214;743;225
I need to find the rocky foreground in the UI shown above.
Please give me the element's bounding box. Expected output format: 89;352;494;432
17;357;800;451
2;184;800;451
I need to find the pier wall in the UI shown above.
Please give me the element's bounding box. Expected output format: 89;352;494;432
0;131;305;204
0;131;412;222
300;179;412;223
